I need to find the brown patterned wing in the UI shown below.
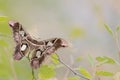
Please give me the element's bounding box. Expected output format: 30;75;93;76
9;21;30;60
30;38;68;69
9;20;68;69
9;20;29;44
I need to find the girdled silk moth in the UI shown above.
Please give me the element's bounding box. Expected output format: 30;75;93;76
9;20;68;69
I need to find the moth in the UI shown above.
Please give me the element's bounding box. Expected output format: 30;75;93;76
9;20;68;69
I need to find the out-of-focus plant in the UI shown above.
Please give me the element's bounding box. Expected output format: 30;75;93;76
69;27;85;39
103;24;120;80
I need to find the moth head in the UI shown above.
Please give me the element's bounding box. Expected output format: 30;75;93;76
54;38;68;48
9;20;28;38
9;20;19;28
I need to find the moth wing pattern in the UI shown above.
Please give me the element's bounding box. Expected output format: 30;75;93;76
9;21;30;60
30;38;68;69
9;20;29;44
9;20;68;69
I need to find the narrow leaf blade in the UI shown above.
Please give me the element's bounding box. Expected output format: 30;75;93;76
104;24;113;35
116;25;120;31
88;54;95;66
0;16;8;22
79;67;92;79
96;70;113;76
67;76;79;80
96;56;116;64
51;54;59;64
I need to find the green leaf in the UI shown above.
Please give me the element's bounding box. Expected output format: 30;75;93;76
69;27;85;39
96;70;113;76
0;23;11;34
67;76;79;80
105;57;116;64
75;56;82;62
79;67;92;79
38;65;56;79
51;54;59;64
88;54;95;66
104;24;113;35
96;56;105;62
0;16;8;22
0;39;8;46
96;56;116;64
116;25;120;31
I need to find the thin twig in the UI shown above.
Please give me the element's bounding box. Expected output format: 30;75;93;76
55;53;90;80
63;55;74;80
32;68;37;80
26;55;37;80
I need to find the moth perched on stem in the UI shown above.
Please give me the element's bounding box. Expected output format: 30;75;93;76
9;20;68;69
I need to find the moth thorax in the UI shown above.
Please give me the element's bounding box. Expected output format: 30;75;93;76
19;30;25;37
47;41;53;47
21;43;27;51
40;45;45;51
36;50;41;58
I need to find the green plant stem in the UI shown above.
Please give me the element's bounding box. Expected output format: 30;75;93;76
26;55;37;80
114;32;120;60
32;68;36;80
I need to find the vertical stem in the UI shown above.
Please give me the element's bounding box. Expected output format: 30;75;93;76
26;55;37;80
114;32;120;60
32;68;36;80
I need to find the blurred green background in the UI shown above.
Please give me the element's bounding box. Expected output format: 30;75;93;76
0;0;120;80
